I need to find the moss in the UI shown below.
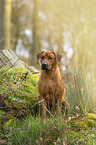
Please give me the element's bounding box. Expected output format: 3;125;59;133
84;113;96;128
69;118;87;132
67;114;96;144
67;130;92;145
85;113;96;119
4;119;19;128
0;67;39;122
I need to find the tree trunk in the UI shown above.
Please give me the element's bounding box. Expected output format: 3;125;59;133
0;0;4;50
29;0;37;66
4;0;12;50
0;0;12;50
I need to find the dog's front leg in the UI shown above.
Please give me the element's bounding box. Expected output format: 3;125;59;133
41;97;47;119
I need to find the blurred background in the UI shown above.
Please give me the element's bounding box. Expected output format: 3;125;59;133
0;0;96;113
0;0;96;69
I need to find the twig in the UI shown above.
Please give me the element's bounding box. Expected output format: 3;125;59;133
32;99;57;121
12;102;25;117
1;58;19;76
0;58;13;69
31;99;45;108
32;72;39;74
7;58;19;69
42;104;57;122
0;107;6;108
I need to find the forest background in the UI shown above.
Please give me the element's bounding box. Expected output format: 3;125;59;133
0;0;96;69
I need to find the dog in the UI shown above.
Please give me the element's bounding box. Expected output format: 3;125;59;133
37;51;66;119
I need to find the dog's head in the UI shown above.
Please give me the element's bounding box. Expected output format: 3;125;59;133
37;51;62;71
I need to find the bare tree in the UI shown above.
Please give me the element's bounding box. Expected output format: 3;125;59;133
0;0;4;50
29;0;38;66
0;0;12;50
4;0;12;49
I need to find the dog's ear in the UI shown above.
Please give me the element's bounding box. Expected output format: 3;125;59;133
52;51;62;62
37;51;44;60
37;53;41;60
57;53;62;62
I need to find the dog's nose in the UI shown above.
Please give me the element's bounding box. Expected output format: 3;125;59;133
42;62;48;70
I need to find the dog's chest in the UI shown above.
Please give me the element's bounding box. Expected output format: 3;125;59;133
39;78;56;95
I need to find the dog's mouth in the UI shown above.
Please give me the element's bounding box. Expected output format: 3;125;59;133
41;64;51;71
41;66;51;71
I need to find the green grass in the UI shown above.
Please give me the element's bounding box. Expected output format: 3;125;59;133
2;115;96;145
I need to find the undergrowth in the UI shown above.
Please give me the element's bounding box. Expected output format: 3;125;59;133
0;65;96;145
3;115;96;145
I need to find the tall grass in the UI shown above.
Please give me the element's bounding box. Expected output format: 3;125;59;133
63;65;96;115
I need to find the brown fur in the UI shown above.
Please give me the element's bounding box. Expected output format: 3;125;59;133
37;51;65;119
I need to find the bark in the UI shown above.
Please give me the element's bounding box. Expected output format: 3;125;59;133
4;0;12;49
29;0;37;66
0;0;4;50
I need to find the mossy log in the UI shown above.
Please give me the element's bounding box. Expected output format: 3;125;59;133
0;67;39;123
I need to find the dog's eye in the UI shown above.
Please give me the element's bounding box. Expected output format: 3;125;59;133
48;56;53;60
41;56;44;59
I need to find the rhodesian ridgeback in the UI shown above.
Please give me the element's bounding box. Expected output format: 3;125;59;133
37;51;66;119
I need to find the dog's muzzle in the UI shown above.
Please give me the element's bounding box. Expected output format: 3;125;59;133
42;62;48;70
